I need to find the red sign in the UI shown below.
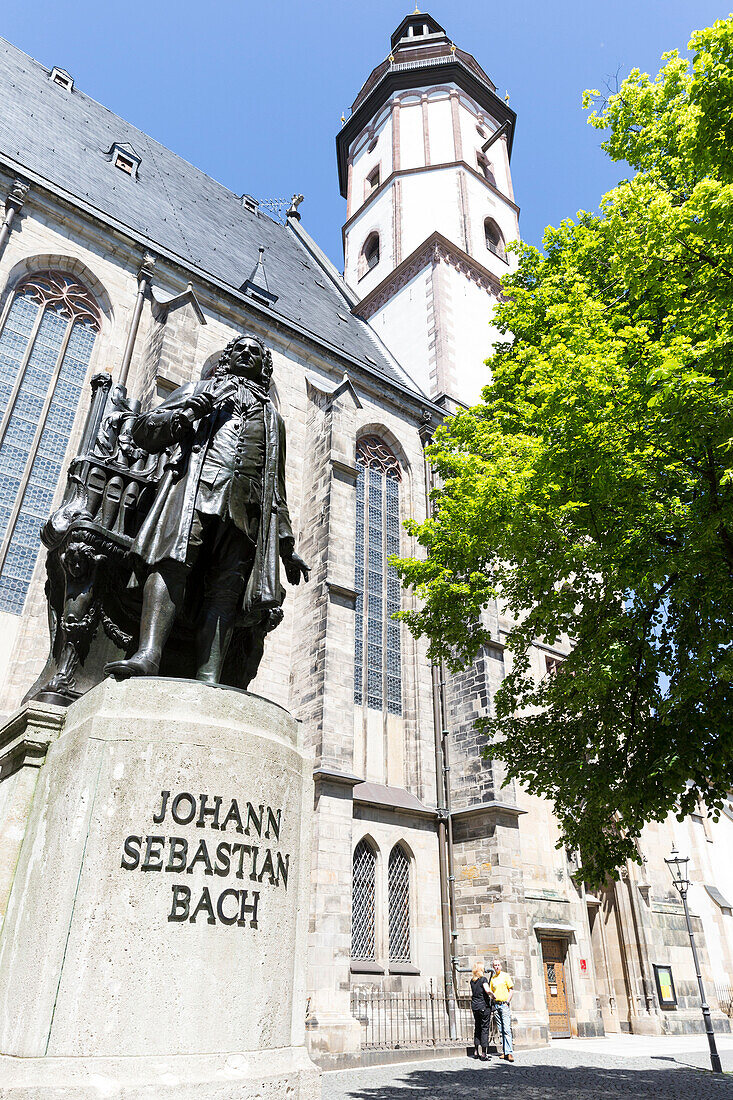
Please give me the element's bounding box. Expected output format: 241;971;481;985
580;959;587;972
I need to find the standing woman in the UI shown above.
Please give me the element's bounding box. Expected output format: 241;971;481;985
470;962;492;1060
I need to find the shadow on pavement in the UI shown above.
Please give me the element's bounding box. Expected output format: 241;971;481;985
331;1062;733;1099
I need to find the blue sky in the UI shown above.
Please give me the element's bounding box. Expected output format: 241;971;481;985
2;1;730;265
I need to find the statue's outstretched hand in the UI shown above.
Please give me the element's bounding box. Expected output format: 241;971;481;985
185;392;215;420
283;549;310;585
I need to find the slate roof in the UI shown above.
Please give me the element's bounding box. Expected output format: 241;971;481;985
0;37;421;393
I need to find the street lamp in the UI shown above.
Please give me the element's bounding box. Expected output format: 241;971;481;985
665;847;723;1074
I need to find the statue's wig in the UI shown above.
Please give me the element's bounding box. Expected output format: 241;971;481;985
209;332;273;386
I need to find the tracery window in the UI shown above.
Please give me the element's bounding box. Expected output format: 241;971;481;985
388;844;411;962
0;271;100;614
354;436;402;716
351;839;377;960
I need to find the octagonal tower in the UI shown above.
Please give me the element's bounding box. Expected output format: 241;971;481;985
337;11;519;405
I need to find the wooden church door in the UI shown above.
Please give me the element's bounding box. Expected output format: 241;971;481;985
542;938;571;1037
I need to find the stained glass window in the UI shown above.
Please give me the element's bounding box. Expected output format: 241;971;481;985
354;436;402;715
0;272;100;614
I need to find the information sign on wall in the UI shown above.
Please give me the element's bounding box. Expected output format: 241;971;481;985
653;964;678;1008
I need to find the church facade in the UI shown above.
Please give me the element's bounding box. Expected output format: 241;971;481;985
0;11;730;1064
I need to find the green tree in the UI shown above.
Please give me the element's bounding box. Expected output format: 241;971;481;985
394;17;733;885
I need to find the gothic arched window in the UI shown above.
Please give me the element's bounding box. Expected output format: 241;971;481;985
0;271;100;614
484;218;506;261
354;436;402;716
351;839;377;960
388;844;411;962
363;233;380;273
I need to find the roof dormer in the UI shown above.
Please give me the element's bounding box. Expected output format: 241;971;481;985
105;142;142;180
49;67;73;91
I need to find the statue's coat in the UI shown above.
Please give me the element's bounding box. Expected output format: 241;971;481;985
130;376;293;615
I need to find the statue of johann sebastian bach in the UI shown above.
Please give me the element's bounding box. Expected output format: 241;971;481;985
105;332;309;684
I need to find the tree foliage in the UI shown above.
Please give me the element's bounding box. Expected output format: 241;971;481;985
393;18;733;884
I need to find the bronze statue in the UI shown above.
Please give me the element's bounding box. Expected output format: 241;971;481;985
26;332;308;704
106;332;308;682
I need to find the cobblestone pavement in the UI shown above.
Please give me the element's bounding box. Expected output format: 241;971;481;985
322;1036;733;1099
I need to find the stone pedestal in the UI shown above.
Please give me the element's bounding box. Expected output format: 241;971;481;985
0;678;320;1098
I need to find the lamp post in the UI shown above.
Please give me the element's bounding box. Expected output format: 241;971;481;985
665;847;722;1074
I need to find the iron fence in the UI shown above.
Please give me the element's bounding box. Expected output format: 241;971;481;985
715;983;733;1017
351;979;497;1051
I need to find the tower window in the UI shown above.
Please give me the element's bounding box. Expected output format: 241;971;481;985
477;153;496;187
351;839;377;960
0;272;100;614
366;166;381;196
484;218;506;261
362;233;380;274
354;436;402;716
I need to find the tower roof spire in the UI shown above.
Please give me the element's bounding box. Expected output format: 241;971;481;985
336;10;516;196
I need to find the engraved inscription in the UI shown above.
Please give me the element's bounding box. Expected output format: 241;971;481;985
120;790;290;927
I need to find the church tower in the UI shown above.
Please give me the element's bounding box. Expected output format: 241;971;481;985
337;11;519;406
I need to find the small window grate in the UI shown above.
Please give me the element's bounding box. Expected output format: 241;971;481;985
388;845;411;961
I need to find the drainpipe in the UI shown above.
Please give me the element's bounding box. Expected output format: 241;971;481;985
420;414;458;1039
431;663;458;1039
440;672;459;968
625;858;656;1018
0;179;29;260
118;251;156;388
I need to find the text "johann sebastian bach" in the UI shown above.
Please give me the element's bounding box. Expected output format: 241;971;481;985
120;790;290;926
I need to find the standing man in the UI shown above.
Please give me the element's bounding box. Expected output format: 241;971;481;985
490;956;515;1062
